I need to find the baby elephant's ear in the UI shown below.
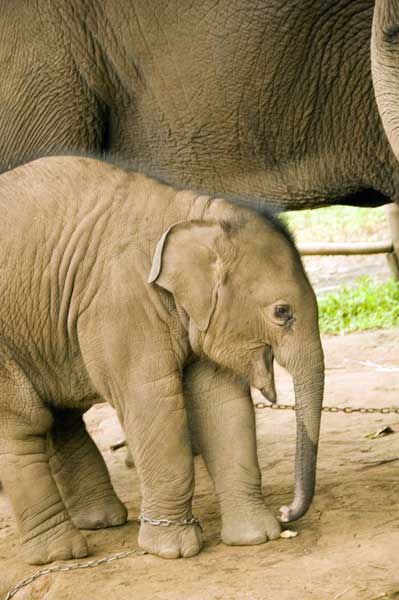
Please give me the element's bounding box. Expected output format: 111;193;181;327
148;220;225;331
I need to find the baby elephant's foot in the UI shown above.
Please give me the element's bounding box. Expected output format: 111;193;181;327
138;521;203;559
69;494;128;530
22;523;88;565
221;504;281;546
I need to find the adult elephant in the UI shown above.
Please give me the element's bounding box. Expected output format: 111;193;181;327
1;0;398;211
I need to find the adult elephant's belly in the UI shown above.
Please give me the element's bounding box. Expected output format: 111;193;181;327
1;0;399;210
114;122;392;211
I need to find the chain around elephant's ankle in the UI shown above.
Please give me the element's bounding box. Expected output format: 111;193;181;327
137;514;202;530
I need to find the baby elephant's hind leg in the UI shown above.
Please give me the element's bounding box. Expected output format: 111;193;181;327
48;409;127;530
0;376;88;565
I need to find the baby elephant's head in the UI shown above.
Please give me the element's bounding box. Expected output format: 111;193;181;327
149;198;324;524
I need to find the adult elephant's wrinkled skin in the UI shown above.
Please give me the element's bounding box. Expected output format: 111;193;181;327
0;1;398;208
372;0;399;164
0;156;324;564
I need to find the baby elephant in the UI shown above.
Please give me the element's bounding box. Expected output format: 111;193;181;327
0;157;324;564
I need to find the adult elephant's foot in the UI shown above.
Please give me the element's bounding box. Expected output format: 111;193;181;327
21;519;88;565
138;521;203;558
221;500;281;545
68;492;128;530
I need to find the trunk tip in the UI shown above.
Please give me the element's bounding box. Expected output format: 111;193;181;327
279;503;308;523
278;505;291;523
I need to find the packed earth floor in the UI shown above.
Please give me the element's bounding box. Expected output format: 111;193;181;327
1;328;399;600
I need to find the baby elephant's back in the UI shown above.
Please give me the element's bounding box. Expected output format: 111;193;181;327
0;156;125;246
0;156;130;308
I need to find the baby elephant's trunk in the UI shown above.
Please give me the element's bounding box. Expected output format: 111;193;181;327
279;354;324;523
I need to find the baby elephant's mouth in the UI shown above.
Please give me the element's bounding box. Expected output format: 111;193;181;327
260;384;277;404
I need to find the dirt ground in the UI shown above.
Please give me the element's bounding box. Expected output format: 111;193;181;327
1;328;399;600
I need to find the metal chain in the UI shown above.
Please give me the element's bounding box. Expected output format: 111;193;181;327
138;514;202;529
254;402;399;414
4;548;148;600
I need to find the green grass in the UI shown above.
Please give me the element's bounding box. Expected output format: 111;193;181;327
282;205;387;242
318;276;399;334
282;205;397;334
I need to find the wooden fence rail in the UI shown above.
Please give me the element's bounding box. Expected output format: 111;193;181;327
298;240;393;256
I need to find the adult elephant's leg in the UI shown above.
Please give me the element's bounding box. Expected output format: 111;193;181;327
184;359;281;545
48;409;127;530
0;376;88;564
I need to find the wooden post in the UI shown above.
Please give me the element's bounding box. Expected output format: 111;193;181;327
385;203;399;280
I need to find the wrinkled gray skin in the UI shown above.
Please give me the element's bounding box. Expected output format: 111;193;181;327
0;1;398;208
0;157;324;564
372;0;399;164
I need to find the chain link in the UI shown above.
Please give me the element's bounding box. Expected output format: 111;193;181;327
4;548;148;599
138;514;202;529
254;402;399;414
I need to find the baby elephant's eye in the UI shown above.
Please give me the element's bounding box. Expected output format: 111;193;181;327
274;304;293;323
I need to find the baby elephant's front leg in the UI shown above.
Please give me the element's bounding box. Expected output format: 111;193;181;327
122;363;203;559
184;359;281;545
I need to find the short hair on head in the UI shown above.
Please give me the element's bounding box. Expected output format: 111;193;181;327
213;193;297;249
219;217;247;237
